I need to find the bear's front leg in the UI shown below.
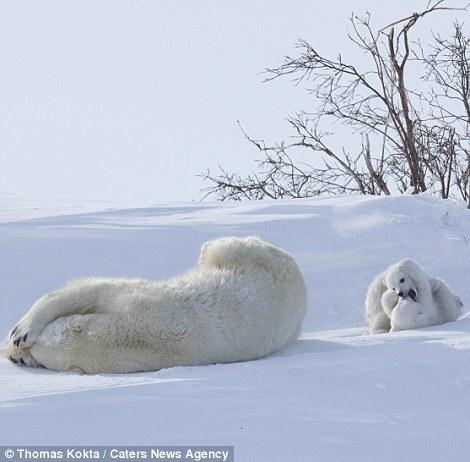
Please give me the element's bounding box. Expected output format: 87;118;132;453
7;347;44;368
9;293;59;349
9;281;101;350
381;289;399;319
390;299;424;332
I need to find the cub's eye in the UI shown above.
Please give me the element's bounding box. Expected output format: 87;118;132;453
399;278;405;283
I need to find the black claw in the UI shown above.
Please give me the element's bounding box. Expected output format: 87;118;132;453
9;355;18;364
10;326;18;339
23;333;28;343
19;358;25;365
14;338;19;347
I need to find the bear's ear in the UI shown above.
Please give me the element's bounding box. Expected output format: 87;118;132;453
398;258;423;275
398;258;417;268
400;259;429;286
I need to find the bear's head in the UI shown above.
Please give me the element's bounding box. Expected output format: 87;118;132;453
385;259;430;302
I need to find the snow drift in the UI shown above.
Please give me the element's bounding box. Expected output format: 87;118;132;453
1;193;470;461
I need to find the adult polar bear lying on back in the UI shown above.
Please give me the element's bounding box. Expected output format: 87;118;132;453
365;259;462;333
5;237;307;374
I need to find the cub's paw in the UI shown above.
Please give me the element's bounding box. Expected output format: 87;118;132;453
381;289;399;317
8;349;43;368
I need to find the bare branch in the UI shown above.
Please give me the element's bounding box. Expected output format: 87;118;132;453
201;1;470;203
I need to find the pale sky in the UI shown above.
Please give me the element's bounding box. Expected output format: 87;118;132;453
0;0;465;203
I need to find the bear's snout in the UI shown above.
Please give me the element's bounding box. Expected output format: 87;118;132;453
408;289;417;301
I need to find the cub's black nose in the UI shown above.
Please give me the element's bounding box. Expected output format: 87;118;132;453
398;291;404;297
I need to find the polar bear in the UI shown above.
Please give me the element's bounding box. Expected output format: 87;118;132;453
365;259;462;333
4;236;307;374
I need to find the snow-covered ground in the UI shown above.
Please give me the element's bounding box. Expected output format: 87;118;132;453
1;193;470;461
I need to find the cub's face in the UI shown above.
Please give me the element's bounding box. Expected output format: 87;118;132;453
385;269;417;300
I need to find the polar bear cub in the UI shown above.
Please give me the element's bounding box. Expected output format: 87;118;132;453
5;236;307;374
365;259;462;333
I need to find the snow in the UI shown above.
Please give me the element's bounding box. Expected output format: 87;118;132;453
1;192;470;461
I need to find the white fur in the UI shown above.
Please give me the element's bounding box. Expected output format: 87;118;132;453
365;259;462;333
4;236;307;374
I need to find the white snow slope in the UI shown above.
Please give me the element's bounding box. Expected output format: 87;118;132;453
1;193;470;461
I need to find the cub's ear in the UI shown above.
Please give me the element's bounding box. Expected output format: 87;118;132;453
398;259;425;280
399;258;416;266
398;259;419;272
